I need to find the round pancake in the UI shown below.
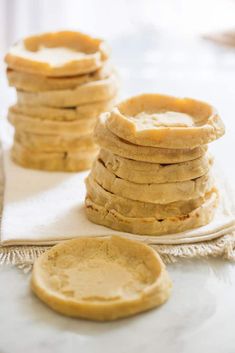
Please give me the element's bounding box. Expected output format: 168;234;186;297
85;190;218;235
85;175;215;219
99;148;213;183
11;141;98;172
106;94;225;149
31;236;172;321
90;158;214;204
8;110;96;136
17;74;119;108
94;115;208;164
9;98;116;122
14;130;97;152
6;61;113;92
5;31;109;76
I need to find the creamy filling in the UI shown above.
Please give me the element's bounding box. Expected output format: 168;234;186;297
48;257;151;301
133;111;195;129
9;42;86;67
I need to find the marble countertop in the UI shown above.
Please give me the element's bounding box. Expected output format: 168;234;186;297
1;260;235;353
0;32;235;353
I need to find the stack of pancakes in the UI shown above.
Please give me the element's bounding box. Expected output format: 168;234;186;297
85;94;225;235
5;31;118;171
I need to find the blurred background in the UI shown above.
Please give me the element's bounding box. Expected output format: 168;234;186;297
0;0;235;174
1;0;235;48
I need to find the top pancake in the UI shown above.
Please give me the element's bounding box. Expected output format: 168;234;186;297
94;114;208;164
5;31;110;77
106;94;225;149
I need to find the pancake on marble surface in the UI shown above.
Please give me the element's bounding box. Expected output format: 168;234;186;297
31;236;172;320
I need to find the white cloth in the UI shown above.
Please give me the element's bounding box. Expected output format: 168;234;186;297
1;144;235;246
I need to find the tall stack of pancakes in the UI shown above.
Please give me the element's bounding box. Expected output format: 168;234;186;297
85;94;225;235
5;31;118;171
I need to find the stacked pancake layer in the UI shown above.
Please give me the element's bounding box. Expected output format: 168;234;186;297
5;31;119;171
85;94;225;235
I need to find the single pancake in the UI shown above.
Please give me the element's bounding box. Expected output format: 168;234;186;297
31;236;172;321
5;31;110;76
94;115;208;164
106;94;225;149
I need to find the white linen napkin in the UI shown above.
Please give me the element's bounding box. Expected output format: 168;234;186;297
1;144;235;246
